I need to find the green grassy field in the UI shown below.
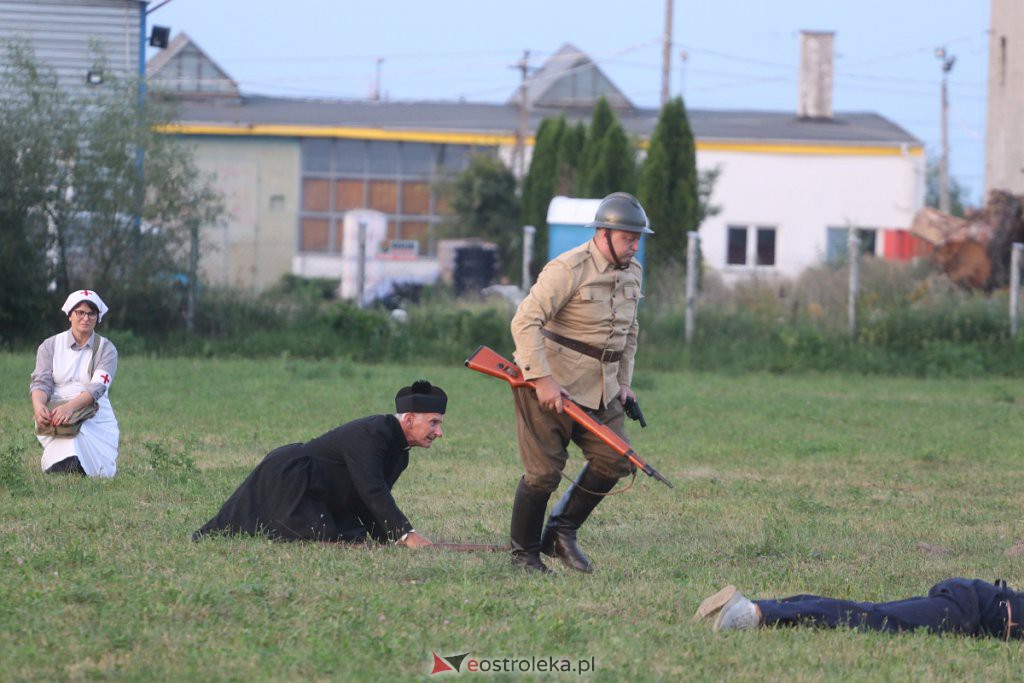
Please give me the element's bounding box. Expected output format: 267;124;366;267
3;352;1024;681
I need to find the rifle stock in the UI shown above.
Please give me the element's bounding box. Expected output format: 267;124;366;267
464;345;673;488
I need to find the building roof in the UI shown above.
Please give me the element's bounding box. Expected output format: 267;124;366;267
146;32;240;99
167;95;921;150
151;35;921;151
511;43;633;110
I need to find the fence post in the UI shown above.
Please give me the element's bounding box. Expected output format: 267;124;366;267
1011;242;1023;338
522;225;536;291
848;228;860;340
356;220;367;308
685;231;700;344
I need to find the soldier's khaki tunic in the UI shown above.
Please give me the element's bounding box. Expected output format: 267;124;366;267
509;237;643;488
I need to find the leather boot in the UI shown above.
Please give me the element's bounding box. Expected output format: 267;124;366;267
510;477;552;573
539;464;616;573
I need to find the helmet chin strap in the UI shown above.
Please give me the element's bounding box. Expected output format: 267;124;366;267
603;230;630;270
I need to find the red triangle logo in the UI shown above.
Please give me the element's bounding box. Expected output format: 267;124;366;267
430;651;455;675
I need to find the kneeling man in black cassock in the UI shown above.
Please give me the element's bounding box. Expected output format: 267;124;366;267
193;380;446;548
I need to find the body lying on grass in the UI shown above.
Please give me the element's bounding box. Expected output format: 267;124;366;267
696;578;1024;640
193;380;446;548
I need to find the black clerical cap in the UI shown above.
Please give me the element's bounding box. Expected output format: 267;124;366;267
395;380;447;414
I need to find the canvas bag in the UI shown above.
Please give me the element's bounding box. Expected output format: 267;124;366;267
34;337;103;437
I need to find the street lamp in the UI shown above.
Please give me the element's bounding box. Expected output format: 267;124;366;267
935;47;956;214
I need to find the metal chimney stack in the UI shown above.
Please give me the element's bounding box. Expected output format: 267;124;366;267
798;30;835;119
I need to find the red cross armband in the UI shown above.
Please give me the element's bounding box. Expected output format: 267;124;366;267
91;368;113;388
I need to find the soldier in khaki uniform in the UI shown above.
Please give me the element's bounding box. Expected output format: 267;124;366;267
508;192;652;573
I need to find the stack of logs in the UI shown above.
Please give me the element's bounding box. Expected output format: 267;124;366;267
911;190;1024;290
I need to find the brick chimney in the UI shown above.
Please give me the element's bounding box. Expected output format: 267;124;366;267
798;30;835;119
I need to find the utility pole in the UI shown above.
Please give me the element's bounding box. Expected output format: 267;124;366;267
935;47;956;214
661;0;674;105
514;50;531;180
372;57;384;100
679;49;688;98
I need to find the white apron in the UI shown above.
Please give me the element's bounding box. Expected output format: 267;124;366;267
37;331;119;478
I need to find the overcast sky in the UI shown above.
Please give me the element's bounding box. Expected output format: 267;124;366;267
146;0;991;203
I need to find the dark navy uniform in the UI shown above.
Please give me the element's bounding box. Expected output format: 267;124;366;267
757;578;1024;639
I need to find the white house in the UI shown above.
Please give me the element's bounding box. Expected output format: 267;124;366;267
697;32;924;282
698;127;923;281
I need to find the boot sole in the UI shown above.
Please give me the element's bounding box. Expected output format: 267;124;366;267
693;585;737;621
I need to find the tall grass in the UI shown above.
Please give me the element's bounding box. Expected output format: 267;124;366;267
641;259;1024;377
30;260;1024;378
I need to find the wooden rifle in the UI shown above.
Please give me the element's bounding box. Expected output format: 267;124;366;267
464;345;673;488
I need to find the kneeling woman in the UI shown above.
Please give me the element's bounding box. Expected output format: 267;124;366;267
29;289;120;478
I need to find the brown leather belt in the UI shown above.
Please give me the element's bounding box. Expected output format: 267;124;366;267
541;328;623;363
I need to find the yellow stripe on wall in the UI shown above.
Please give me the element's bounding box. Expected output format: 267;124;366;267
695;140;925;156
158;123;923;157
157;123;524;146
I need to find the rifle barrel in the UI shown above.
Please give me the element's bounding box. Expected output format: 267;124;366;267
466;345;673;489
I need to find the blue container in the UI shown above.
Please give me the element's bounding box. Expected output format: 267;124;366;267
545;196;647;267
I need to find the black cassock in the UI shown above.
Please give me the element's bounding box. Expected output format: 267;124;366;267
194;414;413;542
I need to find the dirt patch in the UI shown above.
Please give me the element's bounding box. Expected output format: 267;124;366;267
915;542;952;557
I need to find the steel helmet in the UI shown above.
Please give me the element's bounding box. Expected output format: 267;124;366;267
585;192;654;235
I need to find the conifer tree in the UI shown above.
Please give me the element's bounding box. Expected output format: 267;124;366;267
638;96;698;274
588;123;637;197
556;120;586;195
578;97;637;197
577;97;614;195
521;115;566;269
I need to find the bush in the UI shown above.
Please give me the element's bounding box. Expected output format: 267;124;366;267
640;258;1024;377
45;261;1024;378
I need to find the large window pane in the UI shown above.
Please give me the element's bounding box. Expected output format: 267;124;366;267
827;226;876;263
301;139;331;172
401;182;431;214
334;139;366;174
860;229;877;256
335;179;364;210
300;218;329;252
826;227;847;263
367;141;399;174
302;179;330;212
369;180;398;212
438;144;470;170
756;227;776;266
401;142;436;175
727;227;747;265
401;220;429;240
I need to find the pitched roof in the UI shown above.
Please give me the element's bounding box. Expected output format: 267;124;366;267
510;43;633;110
146;32;240;99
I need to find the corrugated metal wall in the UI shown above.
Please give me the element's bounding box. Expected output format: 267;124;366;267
0;0;142;98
